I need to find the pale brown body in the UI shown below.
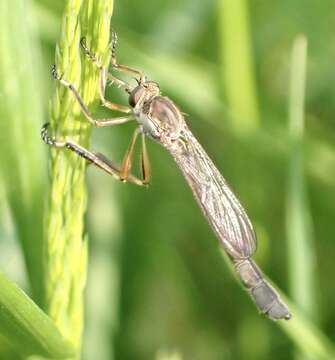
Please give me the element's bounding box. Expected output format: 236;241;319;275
42;34;291;320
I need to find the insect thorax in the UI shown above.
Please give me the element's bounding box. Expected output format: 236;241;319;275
135;95;185;143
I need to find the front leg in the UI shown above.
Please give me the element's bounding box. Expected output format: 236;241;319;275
109;31;146;84
80;37;134;99
51;65;134;127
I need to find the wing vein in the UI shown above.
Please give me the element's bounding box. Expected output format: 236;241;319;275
167;128;257;259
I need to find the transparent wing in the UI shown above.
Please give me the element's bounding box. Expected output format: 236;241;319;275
169;128;257;259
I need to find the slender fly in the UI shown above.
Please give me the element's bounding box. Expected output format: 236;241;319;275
42;33;291;321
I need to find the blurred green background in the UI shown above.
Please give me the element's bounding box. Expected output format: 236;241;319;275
0;0;335;359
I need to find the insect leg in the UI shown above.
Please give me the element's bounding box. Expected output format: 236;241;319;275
110;31;146;83
80;37;134;98
120;127;141;182
41;123;147;186
51;65;134;127
140;133;151;185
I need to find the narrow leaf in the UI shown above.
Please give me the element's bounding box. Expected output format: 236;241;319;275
0;272;74;359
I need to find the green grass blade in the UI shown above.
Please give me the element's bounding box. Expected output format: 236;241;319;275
281;35;331;360
0;0;46;305
0;272;75;359
287;35;317;318
279;301;335;360
44;0;113;356
218;0;259;131
286;35;318;360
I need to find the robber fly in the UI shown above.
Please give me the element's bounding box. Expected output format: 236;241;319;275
41;32;291;320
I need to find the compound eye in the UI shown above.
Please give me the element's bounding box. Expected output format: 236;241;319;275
129;86;144;107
